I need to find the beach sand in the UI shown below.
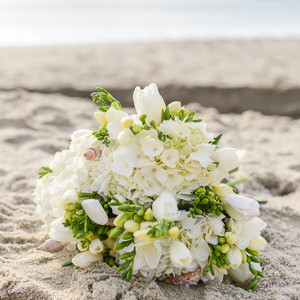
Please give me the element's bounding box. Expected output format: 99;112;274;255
0;41;300;299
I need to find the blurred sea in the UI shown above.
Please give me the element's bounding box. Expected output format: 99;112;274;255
0;0;300;47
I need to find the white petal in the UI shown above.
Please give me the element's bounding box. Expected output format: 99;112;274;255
223;194;260;221
192;238;210;262
81;199;108;225
142;138;164;156
226;246;243;269
49;217;76;243
170;241;192;268
72;251;103;268
152;192;180;221
142;241;162;269
160;149;179;168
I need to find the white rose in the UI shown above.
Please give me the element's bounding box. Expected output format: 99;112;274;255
81;199;108;225
226;246;243;269
133;83;166;125
72;251;103;268
170;241;192;268
223;194;260;221
152;192;180;221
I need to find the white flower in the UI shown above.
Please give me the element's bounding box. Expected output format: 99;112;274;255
118;129;133;145
63;190;78;203
212;184;233;197
191;238;210;267
226;246;243;269
228;262;262;283
105;107;129;139
223;194;260;221
228;217;267;250
133;240;162;270
49;217;76;243
72;251;103;268
133;83;166;125
152;192;180;221
248;236;267;252
89;238;105;254
160;149;179;168
170;240;192;268
81;199;108;225
212;147;246;172
142;138;164;156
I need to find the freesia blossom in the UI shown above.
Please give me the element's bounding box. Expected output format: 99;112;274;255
81;199;108;225
170;240;192;268
152;192;180;221
228;262;262;283
133;83;166;124
72;251;103;268
248;236;267;252
49;217;76;243
223;194;260;221
226;246;243;269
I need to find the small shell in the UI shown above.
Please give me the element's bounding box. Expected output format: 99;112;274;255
37;239;64;253
83;148;102;161
163;267;203;287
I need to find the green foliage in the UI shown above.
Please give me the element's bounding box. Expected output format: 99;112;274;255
184;111;202;123
186;186;224;218
91;87;123;112
209;134;222;146
38;166;53;178
117;249;136;281
245;249;265;291
92;127;111;147
146;219;175;238
204;244;230;276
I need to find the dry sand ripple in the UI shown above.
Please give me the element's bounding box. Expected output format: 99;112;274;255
0;90;299;299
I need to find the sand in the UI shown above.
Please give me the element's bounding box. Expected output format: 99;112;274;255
0;40;300;299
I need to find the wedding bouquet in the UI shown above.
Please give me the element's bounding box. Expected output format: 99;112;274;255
35;83;267;291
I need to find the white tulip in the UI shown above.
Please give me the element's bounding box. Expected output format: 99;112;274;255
226;246;243;269
49;217;76;243
170;241;192;268
223;194;260;221
228;262;262;283
81;199;108;225
152;192;180;221
72;251;103;268
248;236;267;252
133;83;166;125
89;238;105;254
212;147;246;172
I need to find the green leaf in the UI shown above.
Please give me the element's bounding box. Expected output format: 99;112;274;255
210;134;222;145
62;259;73;267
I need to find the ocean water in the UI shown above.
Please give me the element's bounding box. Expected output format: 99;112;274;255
0;0;300;46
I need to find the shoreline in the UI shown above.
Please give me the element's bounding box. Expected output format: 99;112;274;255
1;39;300;117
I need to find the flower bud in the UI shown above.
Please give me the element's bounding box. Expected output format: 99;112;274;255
72;251;103;268
109;226;125;239
168;101;181;114
118;130;133;145
103;238;114;249
134;228;157;242
144;208;153;221
170;241;192;268
111;102;121;110
113;212;132;227
223;194;260;221
225;232;238;245
183;109;190;117
81;199;108;225
63;190;78;203
77;240;89;252
168;226;180;239
226;246;243;269
152;192;180;222
121;117;133;128
109;250;116;257
131;124;142;134
212;184;233;197
124;220;140;232
89;238;105;254
248;236;267;252
241;250;247;263
94;112;108;126
221;243;230;254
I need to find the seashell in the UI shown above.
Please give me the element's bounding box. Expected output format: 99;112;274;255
83;148;102;161
37;239;65;253
163;267;203;287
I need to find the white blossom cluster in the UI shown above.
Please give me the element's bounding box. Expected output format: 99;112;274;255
34;83;267;287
